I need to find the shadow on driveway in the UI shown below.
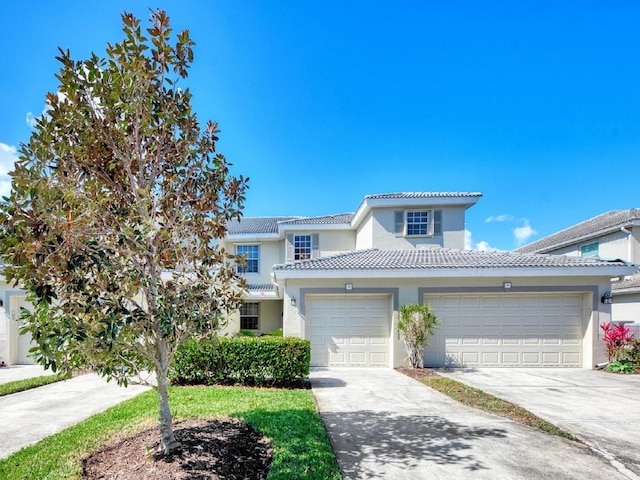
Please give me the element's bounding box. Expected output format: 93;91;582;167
322;409;506;477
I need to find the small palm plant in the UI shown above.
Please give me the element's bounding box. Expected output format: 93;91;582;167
397;303;440;368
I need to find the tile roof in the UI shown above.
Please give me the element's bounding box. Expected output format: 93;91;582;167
364;192;483;200
278;213;354;225
613;274;640;293
247;283;275;293
273;248;630;271
516;209;640;254
227;217;302;235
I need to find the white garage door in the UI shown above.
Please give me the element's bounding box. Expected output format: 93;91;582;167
423;293;584;367
307;295;390;367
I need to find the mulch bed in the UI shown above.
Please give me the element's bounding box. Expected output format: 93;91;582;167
395;365;440;381
82;418;272;479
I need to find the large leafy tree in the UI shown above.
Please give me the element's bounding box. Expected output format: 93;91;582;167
0;10;248;454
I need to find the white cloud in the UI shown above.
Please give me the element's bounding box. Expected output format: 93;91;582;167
0;143;18;198
485;214;514;223
513;220;538;246
465;229;504;252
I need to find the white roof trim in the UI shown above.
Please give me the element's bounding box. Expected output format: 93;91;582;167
274;265;636;281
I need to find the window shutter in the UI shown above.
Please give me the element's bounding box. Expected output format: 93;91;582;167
394;211;404;234
286;234;294;261
312;233;320;258
433;210;442;235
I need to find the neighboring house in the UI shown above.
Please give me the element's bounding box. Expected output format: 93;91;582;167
223;193;635;369
515;209;640;325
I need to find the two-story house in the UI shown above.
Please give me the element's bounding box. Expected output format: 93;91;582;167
515;209;640;325
224;193;635;369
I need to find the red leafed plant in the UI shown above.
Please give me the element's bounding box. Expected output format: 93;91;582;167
601;322;636;362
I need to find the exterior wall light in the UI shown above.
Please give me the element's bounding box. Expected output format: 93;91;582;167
503;282;512;290
290;296;296;307
345;283;353;291
601;291;613;304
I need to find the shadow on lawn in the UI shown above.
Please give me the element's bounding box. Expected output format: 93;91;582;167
320;410;508;478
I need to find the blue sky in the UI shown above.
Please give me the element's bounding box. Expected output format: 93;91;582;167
1;1;639;251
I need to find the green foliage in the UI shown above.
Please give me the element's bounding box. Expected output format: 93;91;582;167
264;328;283;337
170;336;311;387
0;9;248;453
238;329;256;337
606;360;636;374
397;303;440;368
0;374;65;397
0;387;340;480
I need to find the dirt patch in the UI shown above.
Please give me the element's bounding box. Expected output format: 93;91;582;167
82;417;272;479
395;366;439;381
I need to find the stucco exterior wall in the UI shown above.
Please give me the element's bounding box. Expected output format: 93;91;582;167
355;206;466;250
612;293;640;323
318;230;355;257
355;212;374;250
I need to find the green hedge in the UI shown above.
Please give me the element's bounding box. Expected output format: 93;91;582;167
170;336;311;387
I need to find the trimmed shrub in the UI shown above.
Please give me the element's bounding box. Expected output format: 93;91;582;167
170;336;310;387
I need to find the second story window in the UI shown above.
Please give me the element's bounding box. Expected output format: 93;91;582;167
406;211;429;236
294;235;312;260
236;244;259;273
580;242;599;258
395;210;442;237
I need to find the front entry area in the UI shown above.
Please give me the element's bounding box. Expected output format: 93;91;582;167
307;295;391;367
423;293;585;367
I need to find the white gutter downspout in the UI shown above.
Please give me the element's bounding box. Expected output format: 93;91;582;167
621;227;632;264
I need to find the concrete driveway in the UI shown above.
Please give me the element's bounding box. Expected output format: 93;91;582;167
311;368;629;480
438;368;640;479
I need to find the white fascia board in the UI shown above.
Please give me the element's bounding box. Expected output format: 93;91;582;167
277;223;352;233
351;195;481;230
273;265;637;280
226;233;281;242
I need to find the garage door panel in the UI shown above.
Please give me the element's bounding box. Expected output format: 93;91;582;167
424;293;584;367
308;295;390;367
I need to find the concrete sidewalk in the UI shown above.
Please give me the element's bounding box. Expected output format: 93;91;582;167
311;368;630;480
0;373;150;459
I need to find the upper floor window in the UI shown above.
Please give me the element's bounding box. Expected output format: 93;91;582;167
406;211;429;236
395;210;442;237
236;244;259;273
580;242;599;258
286;233;319;261
240;302;259;330
294;235;312;260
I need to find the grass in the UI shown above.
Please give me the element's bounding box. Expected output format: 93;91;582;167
0;386;340;480
423;376;579;441
0;375;64;397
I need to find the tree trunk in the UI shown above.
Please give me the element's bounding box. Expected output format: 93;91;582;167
156;338;180;454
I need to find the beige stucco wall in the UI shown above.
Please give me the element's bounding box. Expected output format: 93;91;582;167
612;292;640;323
355;212;374;250
355;206;467;250
318;230;356;257
281;275;612;369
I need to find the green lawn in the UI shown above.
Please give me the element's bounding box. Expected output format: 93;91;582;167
0;375;63;397
0;386;340;480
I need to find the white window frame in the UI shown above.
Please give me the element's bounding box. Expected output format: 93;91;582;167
294;234;312;260
236;244;259;274
240;302;259;330
396;209;436;237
